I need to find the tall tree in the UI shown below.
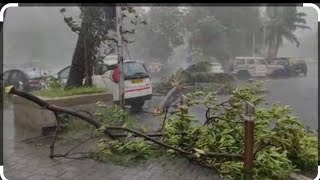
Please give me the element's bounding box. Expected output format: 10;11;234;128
264;7;311;59
128;7;181;63
61;5;144;88
182;7;228;64
60;6;116;88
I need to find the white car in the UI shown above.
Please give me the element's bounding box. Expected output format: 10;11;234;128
230;57;285;79
210;62;224;73
57;57;152;109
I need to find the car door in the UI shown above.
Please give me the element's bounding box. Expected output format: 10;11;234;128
254;59;268;76
92;63;110;89
234;58;246;72
247;59;257;76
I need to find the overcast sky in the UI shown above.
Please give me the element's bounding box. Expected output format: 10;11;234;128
3;6;318;70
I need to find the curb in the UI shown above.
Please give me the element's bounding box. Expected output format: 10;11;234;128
289;173;313;180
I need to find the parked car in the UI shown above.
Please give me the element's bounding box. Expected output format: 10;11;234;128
230;57;286;80
1;68;46;91
210;62;224;73
271;57;308;77
57;58;152;109
147;62;162;73
290;59;308;76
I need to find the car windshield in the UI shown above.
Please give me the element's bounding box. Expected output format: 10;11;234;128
273;60;287;65
124;62;147;76
255;59;266;65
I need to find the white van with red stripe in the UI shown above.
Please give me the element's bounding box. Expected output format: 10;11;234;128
98;59;152;109
57;57;152;109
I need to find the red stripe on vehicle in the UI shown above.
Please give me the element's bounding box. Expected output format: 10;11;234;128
125;86;150;93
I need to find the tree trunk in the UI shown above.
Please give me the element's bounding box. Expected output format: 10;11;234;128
266;39;274;62
65;14;88;89
273;37;280;58
65;6;116;88
83;23;93;86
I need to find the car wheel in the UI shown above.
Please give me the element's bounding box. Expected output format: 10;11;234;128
271;69;287;78
130;100;145;111
236;71;251;80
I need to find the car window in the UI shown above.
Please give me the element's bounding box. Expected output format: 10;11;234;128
2;71;10;80
256;59;266;65
124;62;147;76
94;63;109;75
25;70;41;79
248;59;255;64
15;71;28;82
10;71;19;80
58;66;70;79
235;59;245;65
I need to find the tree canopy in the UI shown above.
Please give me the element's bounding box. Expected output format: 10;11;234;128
264;7;311;59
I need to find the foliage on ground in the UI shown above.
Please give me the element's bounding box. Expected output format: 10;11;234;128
90;81;317;179
34;86;107;98
92;104;162;165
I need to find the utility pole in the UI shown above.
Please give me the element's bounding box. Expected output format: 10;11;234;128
252;32;255;57
244;101;255;180
116;5;125;108
262;25;266;57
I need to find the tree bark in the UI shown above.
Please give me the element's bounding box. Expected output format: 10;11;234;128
273;36;280;58
65;6;116;88
154;86;179;114
65;13;87;89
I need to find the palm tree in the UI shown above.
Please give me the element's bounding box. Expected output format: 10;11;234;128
264;7;311;60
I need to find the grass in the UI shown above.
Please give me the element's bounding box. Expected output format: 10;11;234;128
34;86;107;98
3;94;12;109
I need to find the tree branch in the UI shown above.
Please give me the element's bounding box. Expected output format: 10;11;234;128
6;87;242;161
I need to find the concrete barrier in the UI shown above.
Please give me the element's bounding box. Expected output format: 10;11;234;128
12;92;113;139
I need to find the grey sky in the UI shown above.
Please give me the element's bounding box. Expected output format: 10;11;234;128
3;6;318;71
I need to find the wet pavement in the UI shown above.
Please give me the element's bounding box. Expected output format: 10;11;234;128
3;108;221;180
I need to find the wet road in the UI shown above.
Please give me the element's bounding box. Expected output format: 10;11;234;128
263;62;318;130
141;62;318;131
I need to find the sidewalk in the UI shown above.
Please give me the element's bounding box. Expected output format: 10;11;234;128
3;108;222;180
4;141;221;180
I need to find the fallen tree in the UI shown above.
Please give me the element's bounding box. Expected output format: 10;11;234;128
5;82;317;179
5;85;242;161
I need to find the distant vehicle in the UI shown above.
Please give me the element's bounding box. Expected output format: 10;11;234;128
57;57;152;109
270;57;292;76
271;57;308;77
147;62;162;73
210;62;224;73
290;59;308;76
1;68;46;91
230;57;286;80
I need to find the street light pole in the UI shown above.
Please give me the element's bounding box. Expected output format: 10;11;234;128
262;25;266;57
116;5;125;108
